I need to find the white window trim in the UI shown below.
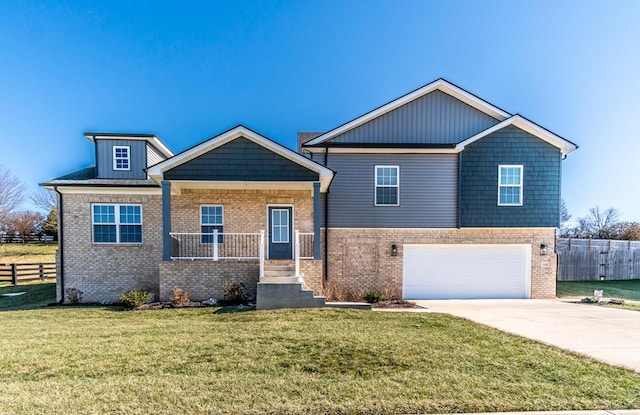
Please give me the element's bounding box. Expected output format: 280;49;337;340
497;164;523;206
271;208;290;244
374;165;400;207
200;205;224;228
113;146;131;171
92;203;143;244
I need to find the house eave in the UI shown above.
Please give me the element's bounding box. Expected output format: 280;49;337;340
455;114;578;156
160;179;331;195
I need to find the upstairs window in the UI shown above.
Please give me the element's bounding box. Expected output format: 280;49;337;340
113;146;130;171
498;165;523;206
375;165;399;206
93;204;142;244
201;205;224;243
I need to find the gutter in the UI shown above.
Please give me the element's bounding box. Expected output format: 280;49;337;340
54;186;65;304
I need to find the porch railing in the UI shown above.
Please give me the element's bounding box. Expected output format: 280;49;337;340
170;231;263;260
169;230;313;283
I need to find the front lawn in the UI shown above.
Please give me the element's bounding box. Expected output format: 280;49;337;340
0;304;639;413
557;280;640;311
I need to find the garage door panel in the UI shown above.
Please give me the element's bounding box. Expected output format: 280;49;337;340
403;244;531;300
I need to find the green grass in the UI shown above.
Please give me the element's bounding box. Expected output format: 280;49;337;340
557;279;640;300
0;281;57;311
0;302;639;413
557;280;640;311
0;243;57;263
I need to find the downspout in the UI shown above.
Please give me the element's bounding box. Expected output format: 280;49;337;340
54;186;65;304
457;151;462;229
323;147;329;286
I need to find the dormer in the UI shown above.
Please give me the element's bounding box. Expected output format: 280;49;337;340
84;132;173;180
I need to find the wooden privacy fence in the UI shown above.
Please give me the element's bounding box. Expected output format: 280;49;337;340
0;263;56;284
557;238;640;281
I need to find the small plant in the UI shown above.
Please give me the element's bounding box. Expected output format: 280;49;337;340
382;285;400;300
221;281;248;306
581;297;597;304
326;285;349;301
120;290;153;308
363;289;385;304
65;288;84;304
172;287;191;306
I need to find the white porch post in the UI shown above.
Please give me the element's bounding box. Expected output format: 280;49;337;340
259;230;265;281
295;230;301;282
213;230;219;261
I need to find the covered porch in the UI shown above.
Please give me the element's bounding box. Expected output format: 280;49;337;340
147;126;333;306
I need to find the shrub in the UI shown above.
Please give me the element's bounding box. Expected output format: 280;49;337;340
363;290;385;304
120;290;153;308
221;281;248;306
65;288;84;304
172;287;191;306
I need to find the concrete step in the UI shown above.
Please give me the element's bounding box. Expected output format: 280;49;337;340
262;276;299;283
257;281;325;310
264;270;295;278
324;302;372;311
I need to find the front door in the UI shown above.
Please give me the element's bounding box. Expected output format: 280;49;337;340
268;207;293;259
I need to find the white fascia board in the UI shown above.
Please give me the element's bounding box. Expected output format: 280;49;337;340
147;126;334;181
303;79;511;147
54;186;162;195
303;147;461;154
170;179;331;193
85;133;174;158
456;115;577;156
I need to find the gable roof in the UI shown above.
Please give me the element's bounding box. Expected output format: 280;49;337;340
147;125;334;192
303;78;511;147
456;114;578;156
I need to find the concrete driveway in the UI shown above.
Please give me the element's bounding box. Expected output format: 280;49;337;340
414;299;640;372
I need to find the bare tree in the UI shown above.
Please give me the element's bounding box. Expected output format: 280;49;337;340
10;211;45;243
560;199;571;226
32;188;57;237
0;165;25;229
577;206;621;239
31;188;56;213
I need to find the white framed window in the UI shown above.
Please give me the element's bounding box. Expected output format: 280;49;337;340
271;208;290;243
201;205;223;244
113;146;130;171
498;165;523;206
92;204;142;244
375;165;399;206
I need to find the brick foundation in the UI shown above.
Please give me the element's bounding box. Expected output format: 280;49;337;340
325;227;557;299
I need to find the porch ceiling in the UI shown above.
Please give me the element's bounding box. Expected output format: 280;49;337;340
166;180;324;195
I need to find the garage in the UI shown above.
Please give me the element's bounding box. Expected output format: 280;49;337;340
403;244;531;299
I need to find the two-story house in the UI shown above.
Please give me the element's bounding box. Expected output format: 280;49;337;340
42;79;577;307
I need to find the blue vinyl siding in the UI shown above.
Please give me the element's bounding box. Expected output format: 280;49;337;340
95;139;147;179
323;153;458;228
328;90;500;145
460;125;562;227
164;137;319;182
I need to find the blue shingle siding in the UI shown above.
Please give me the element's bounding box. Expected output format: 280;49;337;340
96;139;147;180
460;125;562;228
322;153;458;228
328;90;501;145
164;137;319;182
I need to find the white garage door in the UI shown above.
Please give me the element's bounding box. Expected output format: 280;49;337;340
403;244;531;299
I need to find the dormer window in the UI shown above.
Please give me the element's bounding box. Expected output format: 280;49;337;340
113;146;130;171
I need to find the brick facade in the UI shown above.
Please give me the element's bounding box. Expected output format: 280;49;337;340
171;188;314;234
59;188;320;303
60;192;163;303
159;260;260;301
58;189;555;303
325;227;557;299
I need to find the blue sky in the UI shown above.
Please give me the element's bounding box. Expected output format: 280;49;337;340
1;0;639;222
